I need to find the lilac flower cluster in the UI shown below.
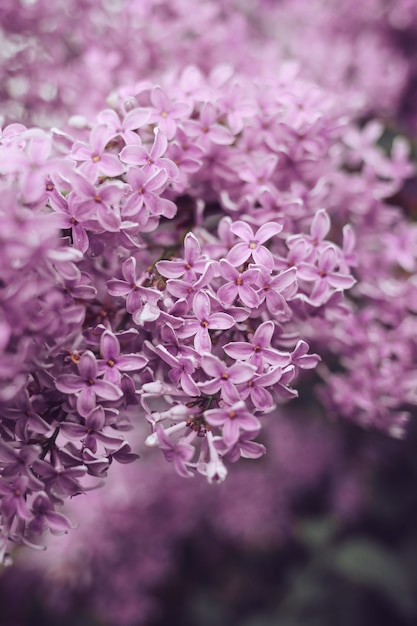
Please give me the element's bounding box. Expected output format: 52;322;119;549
1;0;416;565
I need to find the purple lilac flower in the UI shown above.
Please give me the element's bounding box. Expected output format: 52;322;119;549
256;266;297;318
96;107;151;143
166;262;218;308
217;260;260;308
154;344;200;397
185;101;234;148
71;124;125;179
199;354;257;404
107;256;161;319
239;367;285;411
155;425;195;478
55;351;123;417
148;86;193;139
180;291;235;353
29;492;75;535
120;128;179;179
69;173;123;233
227;221;283;270
224;321;291;371
123;167;176;220
59;406;124;454
98;330;148;385
205;401;260;447
156;232;209;280
298;244;356;305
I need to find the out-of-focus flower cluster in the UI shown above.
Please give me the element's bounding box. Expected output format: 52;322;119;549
0;0;416;566
2;0;417;134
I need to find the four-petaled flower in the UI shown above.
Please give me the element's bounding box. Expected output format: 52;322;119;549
55;351;123;417
107;256;161;319
180;291;235;352
297;244;356;305
148;86;193;139
120;128;179;179
71;124;125;179
59;406;124;454
205;400;260;447
154;344;200;397
239;366;285;410
224;321;291;371
257;266;297;318
157;232;208;279
0;476;32;524
156;426;195;478
217;259;260;308
199;353;257;403
98;330;148;385
185;101;234;147
227;221;283;270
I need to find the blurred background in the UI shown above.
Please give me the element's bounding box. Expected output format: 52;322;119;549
2;397;417;626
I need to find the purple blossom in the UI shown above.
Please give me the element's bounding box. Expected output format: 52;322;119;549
120;128;179;179
60;406;124;454
148;86;193;139
185;101;234;147
98;330;148;385
158;323;199;359
199;354;257;404
275;238;314;272
0;442;43;490
69;173;123;233
166;262;218;307
205;400;260;446
155;426;195;478
217;260;260;308
291;340;320;370
96;107;151;143
31;457;87;500
154;344;200;397
224;321;291;371
71;124;125;179
227;221;283;269
124;166;176;220
0;476;32;524
157;232;208;280
29;492;75;536
256;267;297;318
50;191;97;254
107;256;161;320
238;154;279;202
215;428;266;463
200;431;228;483
239;367;285;410
287;209;332;259
180;291;235;352
55;351;123;417
218;80;256;134
298;244;356;304
0;130;56;204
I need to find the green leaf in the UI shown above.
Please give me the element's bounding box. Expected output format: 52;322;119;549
331;538;417;618
296;516;337;550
